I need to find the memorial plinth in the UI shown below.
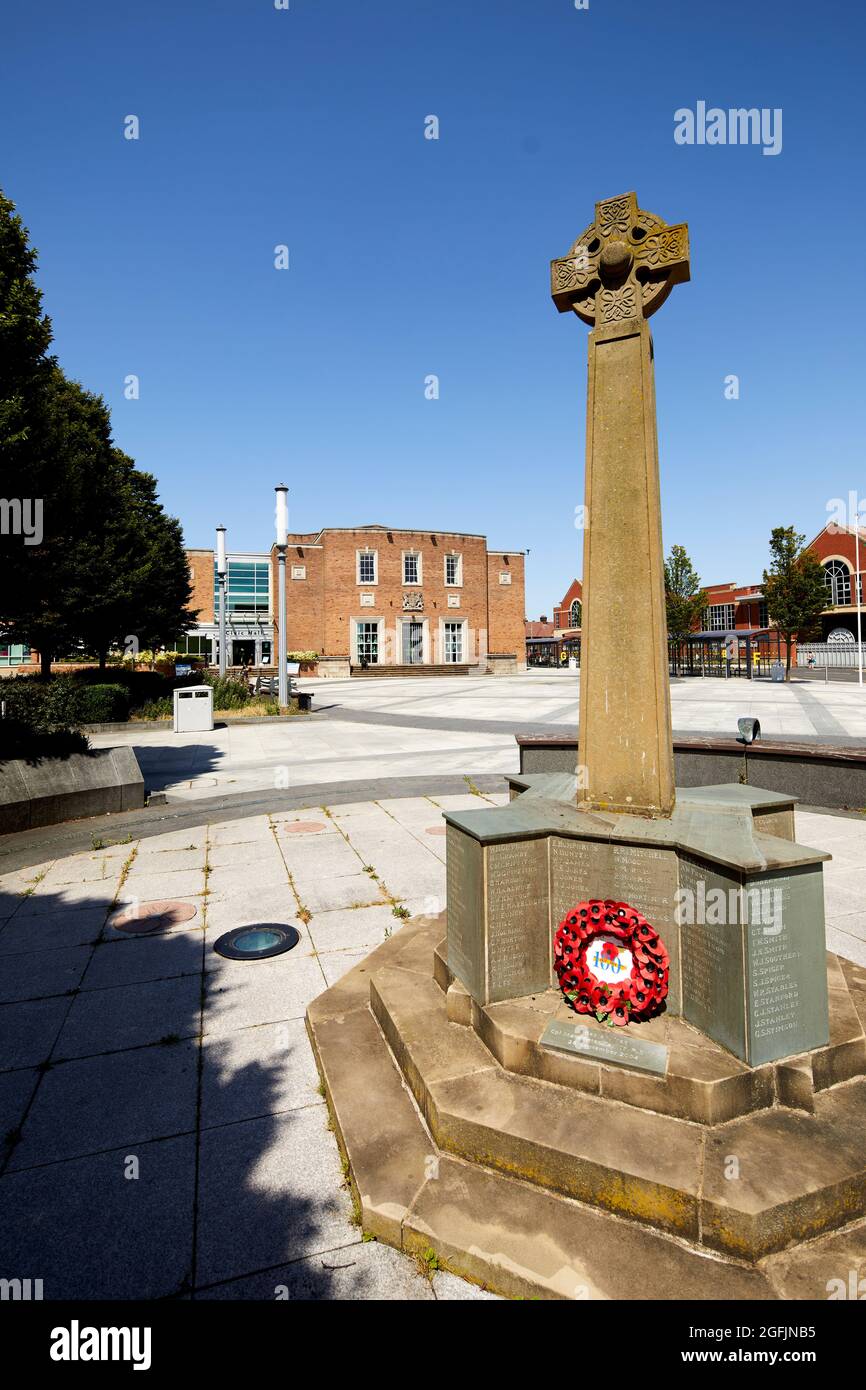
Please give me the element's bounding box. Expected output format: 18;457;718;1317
306;191;866;1299
444;777;831;1067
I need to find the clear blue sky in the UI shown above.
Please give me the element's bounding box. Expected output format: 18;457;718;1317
4;0;864;616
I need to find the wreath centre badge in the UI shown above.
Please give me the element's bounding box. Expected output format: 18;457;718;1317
553;899;669;1028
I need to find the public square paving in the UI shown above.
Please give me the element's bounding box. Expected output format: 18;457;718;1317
1;782;865;1300
91;670;866;801
3;672;866;1299
0;793;507;1300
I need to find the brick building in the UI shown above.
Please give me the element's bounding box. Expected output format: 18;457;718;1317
553;579;583;638
180;525;526;673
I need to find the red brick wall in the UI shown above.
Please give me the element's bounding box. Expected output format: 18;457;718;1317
319;529;490;664
554;578;583;629
271;542;325;654
187;550;214;623
269;527;526;666
487;551;526;663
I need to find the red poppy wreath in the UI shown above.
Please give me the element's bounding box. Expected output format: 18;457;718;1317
553;899;669;1028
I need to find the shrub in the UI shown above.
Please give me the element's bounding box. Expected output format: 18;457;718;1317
133;696;174;720
70;667;174;709
0;675;131;729
76;684;130;723
0;719;89;761
0;676;83;732
203;673;251;710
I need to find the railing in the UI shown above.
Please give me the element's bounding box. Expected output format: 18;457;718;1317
796;642;866;668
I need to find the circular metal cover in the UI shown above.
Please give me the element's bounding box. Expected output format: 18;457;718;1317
110;900;198;935
212;923;301;961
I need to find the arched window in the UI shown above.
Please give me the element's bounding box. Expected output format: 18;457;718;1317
569;599;581;627
824;560;851;606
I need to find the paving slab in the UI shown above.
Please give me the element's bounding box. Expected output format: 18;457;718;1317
40;849;131;887
207;839;284;869
292;872;387;915
0;1133;196;1299
432;1269;502;1300
81;932;203;990
17;881;120;916
0;1066;38;1149
0;996;70;1070
195;1106;355;1287
195;1236;435;1300
8;1039;199;1169
201;1018;321;1129
307;903;397;953
0;944;93;1004
136;827;208;854
115;868;205;903
202;885;301;935
0;907;106;955
55;974;202;1058
208;816;274;846
126;847;205;876
203;950;326;1035
318;950;375;987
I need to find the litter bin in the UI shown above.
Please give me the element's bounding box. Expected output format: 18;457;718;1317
771;661;785;683
173;685;214;732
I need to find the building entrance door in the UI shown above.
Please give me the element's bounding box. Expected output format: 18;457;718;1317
232;639;255;667
402;622;424;665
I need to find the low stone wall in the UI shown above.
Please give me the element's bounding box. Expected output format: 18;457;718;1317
317;656;351;679
486;653;518;676
516;735;866;811
0;747;145;834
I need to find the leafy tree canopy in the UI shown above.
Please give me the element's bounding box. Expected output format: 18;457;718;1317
665;544;708;640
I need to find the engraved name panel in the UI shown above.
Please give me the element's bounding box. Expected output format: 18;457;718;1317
446;826;484;1001
485;837;550;1002
745;864;829;1066
679;852;747;1059
550;837;680;1013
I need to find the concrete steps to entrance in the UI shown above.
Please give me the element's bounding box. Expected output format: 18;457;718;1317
306;916;866;1298
350;664;473;677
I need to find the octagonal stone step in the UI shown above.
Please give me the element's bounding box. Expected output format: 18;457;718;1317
432;938;866;1125
370;958;866;1259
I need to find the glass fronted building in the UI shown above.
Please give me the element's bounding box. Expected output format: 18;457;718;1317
178;551;274;667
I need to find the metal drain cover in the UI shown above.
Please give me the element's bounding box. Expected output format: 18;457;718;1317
213;923;301;961
110;900;198;934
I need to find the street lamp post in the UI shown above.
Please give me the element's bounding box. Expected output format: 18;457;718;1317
856;510;863;688
216;526;227;676
275;486;289;708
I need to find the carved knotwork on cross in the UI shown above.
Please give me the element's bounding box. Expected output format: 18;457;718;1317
550;191;690;326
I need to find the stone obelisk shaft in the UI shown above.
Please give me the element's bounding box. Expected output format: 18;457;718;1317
577;315;675;816
551;192;689;818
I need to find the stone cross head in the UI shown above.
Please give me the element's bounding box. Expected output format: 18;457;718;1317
551;191;690;327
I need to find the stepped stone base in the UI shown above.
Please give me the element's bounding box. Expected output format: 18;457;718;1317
307;916;866;1300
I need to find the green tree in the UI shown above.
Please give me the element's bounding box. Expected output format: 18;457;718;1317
664;544;708;640
74;453;193;665
1;192;193;673
0;187;53;453
762;527;828;680
2;365;116;674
